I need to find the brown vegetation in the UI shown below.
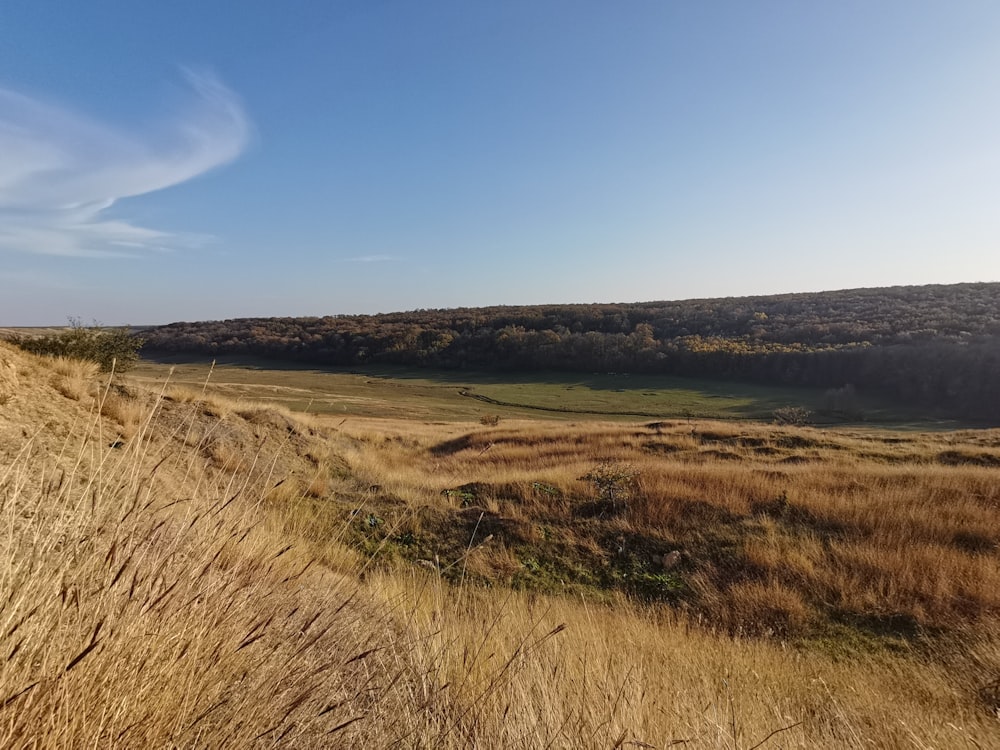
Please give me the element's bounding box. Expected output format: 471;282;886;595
1;341;999;747
326;416;1000;639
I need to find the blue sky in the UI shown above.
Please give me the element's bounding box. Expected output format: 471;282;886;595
2;1;999;324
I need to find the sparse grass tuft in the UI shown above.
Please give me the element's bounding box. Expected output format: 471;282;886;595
99;388;145;437
50;356;99;401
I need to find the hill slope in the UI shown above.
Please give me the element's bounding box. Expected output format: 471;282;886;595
3;342;1000;748
0;343;443;747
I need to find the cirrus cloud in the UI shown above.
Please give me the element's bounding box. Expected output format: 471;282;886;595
0;69;250;258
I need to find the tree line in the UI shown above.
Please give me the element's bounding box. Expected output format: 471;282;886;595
142;282;1000;421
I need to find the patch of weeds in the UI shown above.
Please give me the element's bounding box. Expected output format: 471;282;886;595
442;488;476;507
801;620;915;658
510;552;600;595
842;612;923;640
393;531;417;547
430;433;475;456
774;434;825;449
698;448;741;461
328;463;353;481
979;677;1000;717
531;481;559;496
574;498;620;519
642;442;683;455
951;530;997;554
620;570;685;603
603;548;688;603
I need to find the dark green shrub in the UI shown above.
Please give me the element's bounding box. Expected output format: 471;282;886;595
11;319;144;373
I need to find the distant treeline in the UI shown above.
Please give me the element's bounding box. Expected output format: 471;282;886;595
144;283;1000;420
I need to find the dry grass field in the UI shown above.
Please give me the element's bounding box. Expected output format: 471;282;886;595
321;417;1000;639
1;343;998;747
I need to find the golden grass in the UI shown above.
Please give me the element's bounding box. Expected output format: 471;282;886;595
166;384;236;417
97;389;145;438
328;416;1000;638
2;351;999;747
373;571;1000;748
0;366;457;747
204;435;252;473
49;356;99;402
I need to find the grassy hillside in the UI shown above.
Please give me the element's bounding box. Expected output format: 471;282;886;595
288;415;1000;638
1;343;999;747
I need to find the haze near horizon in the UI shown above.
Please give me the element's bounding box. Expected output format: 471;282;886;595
2;1;999;325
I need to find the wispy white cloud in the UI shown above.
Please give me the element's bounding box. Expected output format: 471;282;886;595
0;69;250;257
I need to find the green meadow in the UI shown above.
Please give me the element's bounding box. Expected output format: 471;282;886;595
132;354;939;426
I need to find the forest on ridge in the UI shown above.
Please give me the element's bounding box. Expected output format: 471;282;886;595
143;282;1000;421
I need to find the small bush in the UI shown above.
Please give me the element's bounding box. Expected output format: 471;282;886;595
581;461;639;514
773;405;811;426
11;318;144;373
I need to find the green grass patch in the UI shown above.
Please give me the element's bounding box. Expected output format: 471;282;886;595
132;355;940;426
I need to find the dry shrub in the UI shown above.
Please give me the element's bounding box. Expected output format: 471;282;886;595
463;542;523;581
237;401;303;428
304;466;330;497
49;355;99;380
0;354;17;404
712;579;815;636
264;493;365;577
54;377;90;402
165;384;201;403
199;392;236;417
99;390;145;437
51;356;99;402
265;477;306;504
